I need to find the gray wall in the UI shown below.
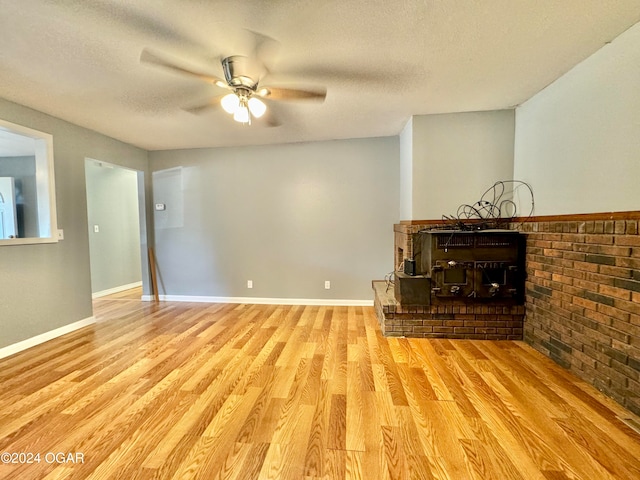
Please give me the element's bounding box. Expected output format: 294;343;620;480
149;137;400;301
399;117;413;220
514;21;640;215
85;160;142;294
411;110;515;220
0;98;149;349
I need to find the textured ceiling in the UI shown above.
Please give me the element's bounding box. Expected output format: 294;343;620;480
1;0;639;151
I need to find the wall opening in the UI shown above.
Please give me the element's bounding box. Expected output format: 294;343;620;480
84;159;146;298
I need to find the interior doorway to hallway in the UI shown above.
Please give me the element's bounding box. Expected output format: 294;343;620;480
84;158;146;299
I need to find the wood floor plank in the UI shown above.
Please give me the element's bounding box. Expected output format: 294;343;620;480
178;387;264;480
461;415;528;480
301;353;324;406
302;380;331;477
376;332;409;407
381;425;408;480
395;399;437;459
422;400;475;479
360;390;385;479
406;340;455;401
270;359;312;445
345;361;366;452
357;336;376;393
235;442;270;480
327;393;347;450
1;290;639;479
459;438;504;480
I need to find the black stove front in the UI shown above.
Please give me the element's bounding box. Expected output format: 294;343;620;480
411;229;525;303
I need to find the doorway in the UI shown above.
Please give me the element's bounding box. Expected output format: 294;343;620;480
84;159;147;298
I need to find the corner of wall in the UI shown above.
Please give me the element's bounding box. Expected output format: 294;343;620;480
399;117;414;220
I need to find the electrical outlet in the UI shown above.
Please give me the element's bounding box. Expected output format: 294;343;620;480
247;280;253;289
324;280;331;289
93;225;100;233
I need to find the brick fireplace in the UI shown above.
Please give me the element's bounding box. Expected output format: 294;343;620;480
374;212;640;416
374;220;525;340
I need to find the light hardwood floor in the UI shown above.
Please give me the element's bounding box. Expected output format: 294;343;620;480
1;290;639;479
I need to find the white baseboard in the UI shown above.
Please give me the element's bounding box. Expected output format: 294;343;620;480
0;316;96;360
141;294;373;307
92;281;143;299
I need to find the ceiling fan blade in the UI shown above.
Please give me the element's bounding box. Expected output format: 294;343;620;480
258;108;282;128
245;29;280;75
47;0;197;47
257;86;326;102
182;94;227;114
274;65;390;84
140;49;229;88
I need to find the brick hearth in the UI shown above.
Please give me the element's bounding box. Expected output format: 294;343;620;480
373;281;524;339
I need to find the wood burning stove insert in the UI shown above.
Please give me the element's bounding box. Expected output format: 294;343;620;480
395;229;525;305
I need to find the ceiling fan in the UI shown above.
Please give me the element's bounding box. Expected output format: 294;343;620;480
140;47;327;126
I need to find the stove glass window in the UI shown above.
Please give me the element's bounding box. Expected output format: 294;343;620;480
443;268;466;284
481;268;507;285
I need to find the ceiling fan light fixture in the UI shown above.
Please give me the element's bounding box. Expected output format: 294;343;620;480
248;97;266;118
221;93;240;114
233;104;250;124
141;46;327;128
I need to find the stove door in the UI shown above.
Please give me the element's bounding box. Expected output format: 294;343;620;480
474;262;520;299
431;261;474;298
